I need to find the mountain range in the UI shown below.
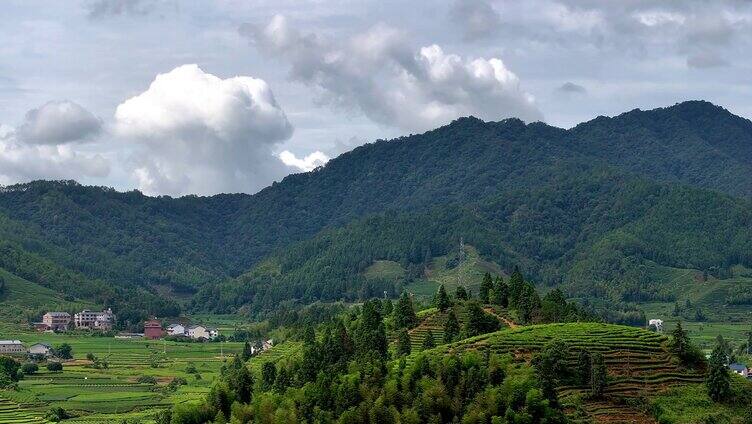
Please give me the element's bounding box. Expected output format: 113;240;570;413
2;100;752;322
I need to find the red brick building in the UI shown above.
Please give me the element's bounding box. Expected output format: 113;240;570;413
143;319;164;340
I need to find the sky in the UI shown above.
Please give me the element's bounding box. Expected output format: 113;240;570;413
1;0;751;196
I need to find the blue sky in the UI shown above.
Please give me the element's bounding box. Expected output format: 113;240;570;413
1;0;751;195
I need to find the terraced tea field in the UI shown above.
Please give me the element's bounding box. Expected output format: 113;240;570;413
247;341;303;374
393;303;511;352
0;333;244;423
0;397;47;424
427;322;705;423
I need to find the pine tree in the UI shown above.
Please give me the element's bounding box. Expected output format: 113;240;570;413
261;362;276;391
396;329;411;356
576;350;592;386
444;310;460;343
707;336;731;402
242;341;253;361
435;285;451;311
422;330;435;350
508;267;524;308
394;292;418;329
672;301;681;317
669;321;690;363
302;324;316;346
492;276;508;307
590;353;607;398
455;286;468;301
357;299;388;358
479;273;493;303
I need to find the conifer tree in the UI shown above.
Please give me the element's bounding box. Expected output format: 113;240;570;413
508;267;524;307
576;350;592;386
590;353;607;398
455;285;468;301
479;273;493;303
435;284;451;311
669;321;690;363
396;329;411;356
394;292;418;329
707;336;731;402
261;362;276;391
492;276;508;307
422;330;435;350
444;310;460;343
242;341;253;361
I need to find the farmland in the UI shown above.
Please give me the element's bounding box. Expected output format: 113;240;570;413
0;331;244;423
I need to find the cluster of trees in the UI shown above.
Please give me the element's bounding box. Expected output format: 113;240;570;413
159;298;568;424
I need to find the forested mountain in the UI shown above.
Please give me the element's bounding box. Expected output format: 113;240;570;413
2;100;752;318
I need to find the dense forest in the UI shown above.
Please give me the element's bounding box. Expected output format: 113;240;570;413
2;101;752;318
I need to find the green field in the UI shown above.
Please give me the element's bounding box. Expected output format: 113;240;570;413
0;330;244;423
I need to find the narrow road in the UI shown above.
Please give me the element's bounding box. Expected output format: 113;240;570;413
483;307;519;329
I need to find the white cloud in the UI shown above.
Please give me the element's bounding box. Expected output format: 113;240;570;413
114;64;294;196
241;15;542;132
0;121;109;186
16;100;102;145
279;150;329;172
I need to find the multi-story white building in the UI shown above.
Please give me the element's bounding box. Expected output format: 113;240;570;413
74;308;115;330
0;340;26;355
38;312;71;331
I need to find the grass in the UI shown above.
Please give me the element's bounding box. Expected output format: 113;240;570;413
0;328;245;422
649;378;752;423
0;268;95;329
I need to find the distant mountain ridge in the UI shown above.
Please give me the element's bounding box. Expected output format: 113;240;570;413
1;100;752;317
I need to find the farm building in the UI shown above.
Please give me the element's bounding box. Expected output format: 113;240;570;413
186;325;219;340
36;311;71;332
28;343;52;357
74;308;115;330
167;323;186;336
0;340;26;355
648;319;663;333
729;363;749;377
143;320;164;340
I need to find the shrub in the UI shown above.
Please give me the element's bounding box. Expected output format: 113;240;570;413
138;375;158;384
47;362;63;372
21;363;38;375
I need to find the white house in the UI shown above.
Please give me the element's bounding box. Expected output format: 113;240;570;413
28;343;52;357
0;340;26;355
167;324;186;336
648;319;664;333
730;363;749;378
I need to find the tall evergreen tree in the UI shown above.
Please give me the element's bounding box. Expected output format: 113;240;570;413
479;273;493;303
576;350;592;386
396;329;411;356
444;310;460;343
242;341;253;361
435;284;451;311
422;330;435;350
669;321;691;364
590;353;607;398
356;299;388;358
455;286;468;301
707;336;731;402
394;292;418;329
261;362;276;391
508;267;524;307
492;276;508;308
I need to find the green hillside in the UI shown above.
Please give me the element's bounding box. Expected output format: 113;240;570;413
3;101;752;318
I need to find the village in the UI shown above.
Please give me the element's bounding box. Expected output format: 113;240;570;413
0;307;280;364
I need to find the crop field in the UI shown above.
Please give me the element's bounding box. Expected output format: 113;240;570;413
0;332;244;423
247;341;303;374
421;322;705;423
392;303;511;352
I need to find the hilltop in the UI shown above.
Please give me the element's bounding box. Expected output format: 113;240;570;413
2;101;752;319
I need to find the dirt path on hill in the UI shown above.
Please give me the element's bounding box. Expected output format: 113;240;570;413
483;307;519;329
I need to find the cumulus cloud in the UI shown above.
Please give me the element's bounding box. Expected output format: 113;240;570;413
449;0;502;41
114;64;294;196
0;120;108;186
241;15;542;132
279;150;329;172
15;100;102;145
558;81;587;94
